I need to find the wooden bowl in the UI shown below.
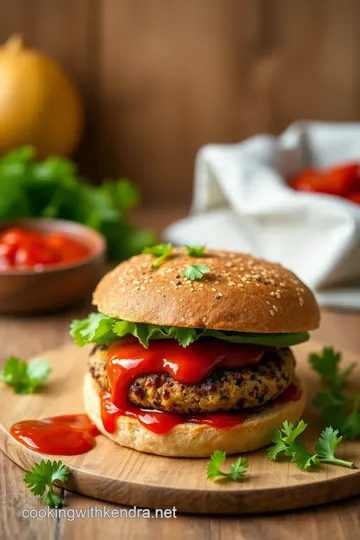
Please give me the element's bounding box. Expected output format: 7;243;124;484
0;219;106;314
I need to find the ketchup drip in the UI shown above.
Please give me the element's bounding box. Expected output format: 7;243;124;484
102;337;266;434
10;414;99;455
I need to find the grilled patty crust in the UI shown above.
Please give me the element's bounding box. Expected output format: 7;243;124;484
89;345;295;414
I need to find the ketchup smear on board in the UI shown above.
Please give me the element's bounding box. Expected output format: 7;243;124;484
0;228;91;271
10;414;100;455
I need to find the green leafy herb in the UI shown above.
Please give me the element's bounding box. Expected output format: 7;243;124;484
24;460;70;508
142;243;173;268
0;146;155;261
267;421;355;470
314;427;355;468
185;245;206;257
70;313;309;349
267;420;318;470
309;347;355;392
310;347;360;439
207;450;248;481
0;356;51;394
182;264;210;280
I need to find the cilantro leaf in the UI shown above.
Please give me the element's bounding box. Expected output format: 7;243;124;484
267;421;319;470
170;327;197;347
185;245;206;257
0;356;51;394
309;347;355;392
24;460;70;508
207;450;248;482
182;264;210;280
310;347;360;440
314;427;355;468
268;420;356;471
266;429;287;461
71;313;309;349
142;243;173;268
341;395;360;441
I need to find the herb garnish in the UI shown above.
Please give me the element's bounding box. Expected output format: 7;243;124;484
185;245;206;257
182;264;210;280
310;347;360;439
0;356;51;394
142;243;173;268
24;460;70;508
207;450;248;481
267;421;355;470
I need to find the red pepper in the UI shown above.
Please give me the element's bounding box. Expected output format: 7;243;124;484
290;163;360;198
348;192;360;204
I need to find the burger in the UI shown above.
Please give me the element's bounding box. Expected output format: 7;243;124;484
71;247;320;457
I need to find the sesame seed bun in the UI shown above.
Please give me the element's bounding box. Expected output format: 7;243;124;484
93;249;320;333
83;372;306;457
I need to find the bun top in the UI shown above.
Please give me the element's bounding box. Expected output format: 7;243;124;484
93;249;320;333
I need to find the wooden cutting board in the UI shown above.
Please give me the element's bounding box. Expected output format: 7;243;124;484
0;340;360;515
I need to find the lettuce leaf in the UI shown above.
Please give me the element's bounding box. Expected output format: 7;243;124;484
70;313;309;349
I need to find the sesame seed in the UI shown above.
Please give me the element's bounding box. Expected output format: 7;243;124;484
275;291;281;299
215;292;223;299
156;289;161;293
228;281;235;286
190;287;194;292
270;310;275;316
272;305;278;312
270;291;275;296
212;288;217;292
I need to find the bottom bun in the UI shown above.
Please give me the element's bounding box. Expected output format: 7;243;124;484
83;373;306;457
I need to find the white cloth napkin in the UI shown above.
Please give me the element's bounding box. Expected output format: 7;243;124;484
164;122;360;309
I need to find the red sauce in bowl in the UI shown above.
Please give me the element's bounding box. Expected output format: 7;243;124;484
0;228;91;271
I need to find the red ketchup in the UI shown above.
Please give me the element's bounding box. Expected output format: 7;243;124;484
0;228;91;271
10;414;99;455
101;338;267;435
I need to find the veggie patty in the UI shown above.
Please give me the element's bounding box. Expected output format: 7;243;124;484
89;345;295;414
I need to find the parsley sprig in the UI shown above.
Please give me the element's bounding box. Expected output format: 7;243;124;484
24;460;70;508
207;450;248;481
0;356;51;394
310;347;360;439
267;421;355;470
182;263;210;281
142;243;173;268
185;245;206;257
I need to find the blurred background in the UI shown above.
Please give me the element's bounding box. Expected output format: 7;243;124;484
1;0;360;314
2;0;359;206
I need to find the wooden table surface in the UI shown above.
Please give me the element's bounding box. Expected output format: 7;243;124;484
1;207;360;539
